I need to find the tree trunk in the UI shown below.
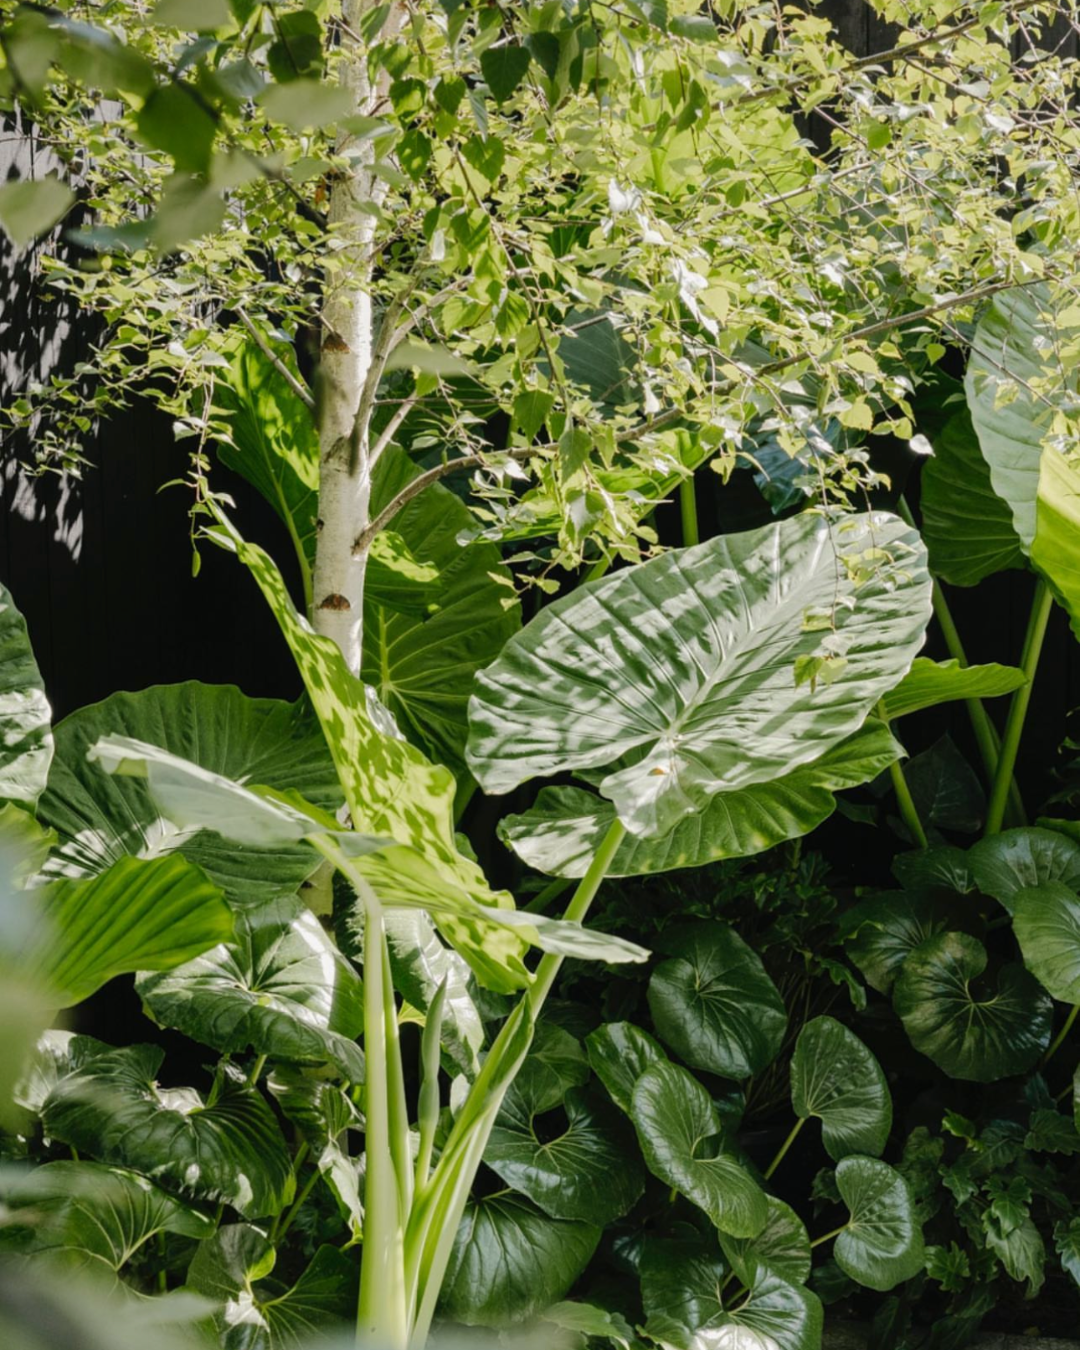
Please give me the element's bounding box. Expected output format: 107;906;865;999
312;0;404;675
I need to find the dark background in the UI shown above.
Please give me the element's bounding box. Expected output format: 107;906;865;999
3;0;1079;816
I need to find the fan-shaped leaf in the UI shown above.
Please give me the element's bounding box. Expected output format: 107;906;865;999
647;922;786;1080
1012;881;1080;1002
721;1196;812;1286
0;580;52;809
37;683;341;907
468;512;931;837
968;826;1080;913
136;894;364;1080
498;723;903;878
438;1194;600;1326
834;1156;925;1291
893;932;1051;1081
631;1059;767;1237
791;1016;892;1160
0;1161;212;1278
41;1042;293;1217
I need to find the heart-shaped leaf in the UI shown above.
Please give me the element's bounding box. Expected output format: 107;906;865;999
37;683;341;907
41;1042;293;1217
648;922;786;1080
498;722;903;878
438;1193;600;1326
690;1261;823;1350
136;894;364;1081
631;1059;767;1237
267;1067;363;1237
968;826;1080;913
878;658;1025;721
640;1231;727;1349
0;1160;213;1276
0;579;53;809
790;1016;892;1160
919;409;1025;587
1012;881;1080;1002
720;1196;812;1286
843;889;969;995
187;1223;357;1348
586;1020;667;1113
486;1084;644;1225
19;853;233;1007
892;932;1051;1081
833;1156;925;1291
467;511;931;837
892;847;973;894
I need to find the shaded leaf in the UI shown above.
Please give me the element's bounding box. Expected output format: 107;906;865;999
585;1020;667;1114
968;826;1080;913
834;1156;925;1292
0;176;74;249
720;1196;812;1286
843;889;968;994
0;579;53;808
879;658;1025;721
1012;880;1080;1002
791;1016;892;1160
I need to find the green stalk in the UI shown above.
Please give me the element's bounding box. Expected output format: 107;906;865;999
383;936;414;1220
1044;1003;1080;1067
763;1116;805;1181
876;701;928;849
414;979;447;1195
679;475;700;547
810;1223;849;1249
524;875;572;913
985;578;1053;837
356;889;408;1350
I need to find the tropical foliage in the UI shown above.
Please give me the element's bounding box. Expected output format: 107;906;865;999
4;1;1080;1350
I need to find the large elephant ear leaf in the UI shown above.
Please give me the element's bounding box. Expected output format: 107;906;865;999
968;826;1080;913
0;579;53;809
1012;881;1080;1002
965;282;1080;634
833;1156;925;1291
363;446;520;778
41;1042;294;1218
648;922;787;1080
437;1194;600;1327
136;894;365;1081
631;1059;768;1238
467;511;931;837
187;1223;357;1349
892;932;1051;1081
919;409;1026;587
0;1160;213;1276
499;722;904;878
36;683;342;907
790;1016;892;1161
20;854;233;1008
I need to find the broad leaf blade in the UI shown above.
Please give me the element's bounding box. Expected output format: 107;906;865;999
968;826;1080;913
0;579;53;809
1012;881;1080;1002
879;658;1025;721
790;1016;892;1161
834;1156;925;1292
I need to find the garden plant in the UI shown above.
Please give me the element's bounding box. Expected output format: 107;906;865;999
3;1;1080;1349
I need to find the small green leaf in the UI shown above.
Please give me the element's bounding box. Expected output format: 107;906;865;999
151;0;231;29
834;1156;925;1291
710;1261;823;1350
136;84;217;172
893;932;1051;1081
0;177;74;249
647;922;786;1080
462;133;507;184
513;388;555;440
260;79;352;131
480;44;533;103
267;1067;363;1237
791;1016;892;1160
631;1059;767;1237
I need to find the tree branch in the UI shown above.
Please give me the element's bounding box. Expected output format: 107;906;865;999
235;308;316;411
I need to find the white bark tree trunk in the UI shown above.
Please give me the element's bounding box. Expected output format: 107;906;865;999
312;0;404;675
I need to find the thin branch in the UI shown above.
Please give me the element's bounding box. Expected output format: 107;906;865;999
369;395;420;468
235;308;316;411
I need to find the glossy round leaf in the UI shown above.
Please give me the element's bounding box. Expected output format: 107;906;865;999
1012;881;1080;1002
648;922;787;1080
0;578;52;809
791;1016;892;1160
834;1156;925;1292
41;1041;294;1217
585;1020;668;1114
438;1194;600;1327
843;889;968;995
37;683;342;907
631;1059;767;1238
968;827;1080;913
467;511;931;837
136;894;364;1081
892;932;1051;1082
498;723;903;878
891;847;973;894
693;1261;823;1350
640;1233;727;1348
720;1196;812;1286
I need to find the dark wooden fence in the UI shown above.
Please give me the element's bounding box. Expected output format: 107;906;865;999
2;2;1079;808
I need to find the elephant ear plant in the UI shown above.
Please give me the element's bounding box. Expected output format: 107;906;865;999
0;503;933;1348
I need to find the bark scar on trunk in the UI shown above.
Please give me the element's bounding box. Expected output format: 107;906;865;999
318;593;352;611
